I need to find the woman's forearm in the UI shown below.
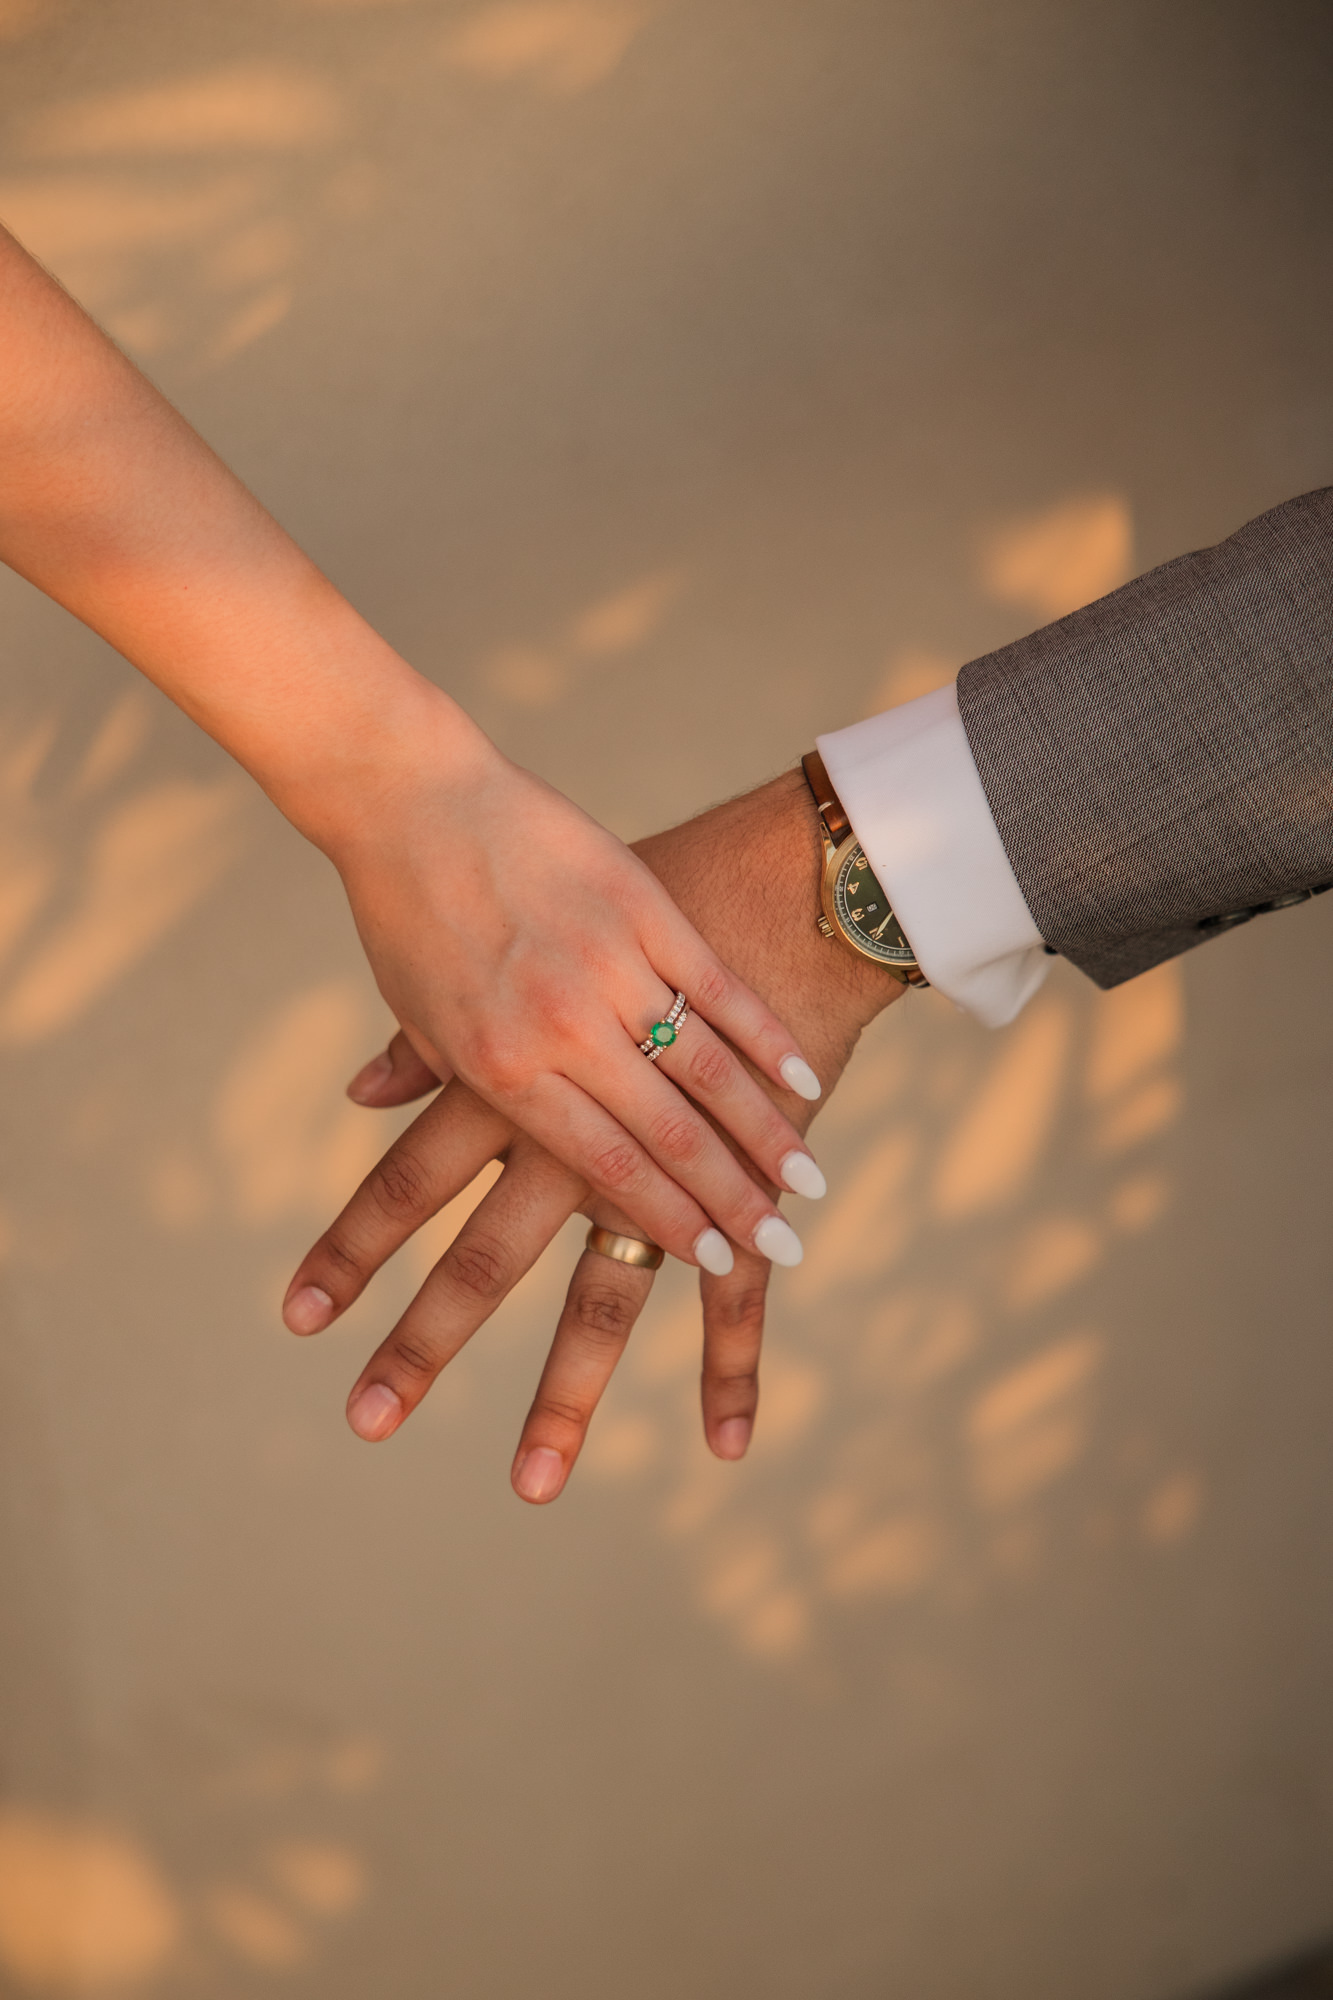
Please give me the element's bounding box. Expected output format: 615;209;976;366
0;225;483;855
0;222;823;1273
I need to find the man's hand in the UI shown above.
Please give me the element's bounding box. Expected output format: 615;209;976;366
283;770;908;1500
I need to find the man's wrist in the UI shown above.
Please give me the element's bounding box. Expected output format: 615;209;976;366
818;683;1051;1025
634;767;906;1053
750;767;905;1035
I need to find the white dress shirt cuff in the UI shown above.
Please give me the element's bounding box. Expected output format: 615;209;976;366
817;680;1050;1028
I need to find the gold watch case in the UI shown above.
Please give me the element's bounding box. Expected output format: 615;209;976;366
818;828;921;982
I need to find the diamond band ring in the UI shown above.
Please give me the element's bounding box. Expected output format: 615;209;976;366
638;990;689;1062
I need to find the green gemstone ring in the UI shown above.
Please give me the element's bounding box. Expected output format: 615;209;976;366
639;991;689;1062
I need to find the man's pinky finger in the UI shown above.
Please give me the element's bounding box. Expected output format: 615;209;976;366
699;1252;772;1461
511;1239;657;1505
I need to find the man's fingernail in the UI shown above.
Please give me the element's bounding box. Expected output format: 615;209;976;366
514;1446;565;1503
347;1382;403;1442
347;1052;393;1103
693;1228;735;1276
753;1214;804;1267
715;1417;752;1460
284;1284;334;1335
779;1150;827;1199
779;1055;822;1101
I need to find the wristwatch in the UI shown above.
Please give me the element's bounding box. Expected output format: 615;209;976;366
801;750;927;987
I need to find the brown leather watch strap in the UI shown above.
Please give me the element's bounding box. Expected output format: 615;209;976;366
801;748;852;845
801;748;929;987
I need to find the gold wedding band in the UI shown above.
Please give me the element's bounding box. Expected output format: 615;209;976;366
585;1226;664;1270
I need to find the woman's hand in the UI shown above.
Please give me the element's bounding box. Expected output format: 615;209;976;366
321;712;824;1274
285;771;907;1499
0;225;818;1275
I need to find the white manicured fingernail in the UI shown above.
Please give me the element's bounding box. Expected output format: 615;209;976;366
753;1214;804;1266
779;1055;822;1101
779;1151;826;1199
694;1228;734;1276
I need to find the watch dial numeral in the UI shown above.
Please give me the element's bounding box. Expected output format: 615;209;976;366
834;850;913;965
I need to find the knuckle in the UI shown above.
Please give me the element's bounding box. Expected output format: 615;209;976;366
318;1227;365;1285
691;962;731;1014
711;1281;769;1336
588;1140;643;1192
465;1025;528;1100
388;1332;439;1383
648;1107;707;1168
482;1055;529;1101
705;1359;760;1399
535;983;583;1043
687;1037;736;1096
532;1391;589;1436
442;1232;511;1303
572;1281;638;1341
368;1147;432;1222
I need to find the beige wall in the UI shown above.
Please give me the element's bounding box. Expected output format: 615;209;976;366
1;3;1332;1995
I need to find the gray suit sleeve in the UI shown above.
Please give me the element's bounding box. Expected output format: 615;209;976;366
956;487;1333;989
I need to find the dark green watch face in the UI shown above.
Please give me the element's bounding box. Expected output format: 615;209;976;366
833;845;916;966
